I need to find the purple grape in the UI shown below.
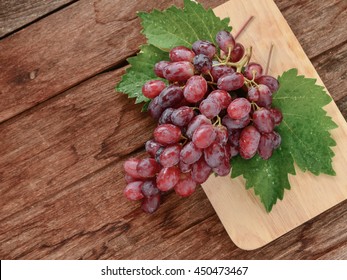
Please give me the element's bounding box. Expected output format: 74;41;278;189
216;30;235;53
256;75;279;93
253;108;275;133
170;106;194;127
192;40;216;59
193;54;212;74
158;85;184;108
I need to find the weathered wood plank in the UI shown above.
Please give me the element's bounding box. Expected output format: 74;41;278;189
274;0;347;58
0;0;76;38
1;66;347;259
0;0;345;122
0;69;154;222
0;0;225;122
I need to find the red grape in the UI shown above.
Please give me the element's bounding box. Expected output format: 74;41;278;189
253;108;275;133
239;125;261;159
154;61;170;78
192;124;217;149
124;181;144;201
269;108;283;126
154;124;182;145
211;65;235;82
145;139;162;157
217;72;245;91
193;54;212;74
244;62;263;80
141;180;160;198
159;144;181;167
209;90;232;109
257;84;273;108
192;40;216;59
163;61;194;82
204;141;225;168
141;194;161;214
216;30;235;53
170;106;194;127
258;133;274;160
230;43;245;62
256;75;279;93
227;98;251;120
124;158;142;179
183;75;208;103
142;80;166;99
186;115;211;138
137;158;161;178
180;141;202;165
191;157;212;184
158;85;184;108
156;166;180;191
199;97;221;119
174;174;197;197
170;46;195;62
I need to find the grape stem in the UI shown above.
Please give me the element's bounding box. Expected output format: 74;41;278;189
234;16;255;40
265;43;274;75
212;46;252;72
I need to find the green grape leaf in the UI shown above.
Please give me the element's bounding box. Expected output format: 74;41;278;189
116;44;169;105
138;0;231;49
231;69;337;212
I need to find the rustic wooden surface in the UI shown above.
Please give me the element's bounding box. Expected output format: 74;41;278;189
0;0;346;259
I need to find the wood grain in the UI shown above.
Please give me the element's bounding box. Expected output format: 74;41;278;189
0;0;347;259
0;0;76;38
0;0;225;123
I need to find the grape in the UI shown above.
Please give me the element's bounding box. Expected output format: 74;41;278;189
217;72;245;91
142;80;166;99
257;84;273;108
179;160;191;173
239;125;261;159
193;54;212;74
253;108;275;133
174;174;197;197
209;90;232;109
216;30;235;53
125;173;137;183
159;108;174;124
163;61;194;82
155;146;164;163
227;97;251;120
192;124;217;149
199;98;221;119
256;75;279;93
247;87;259;102
183;75;208;103
186;114;211;138
154;61;170;78
191;157;212;184
145;139;161;157
141;194;161;214
272;131;282;149
228;129;241;147
180;141;202;165
170;46;195;62
244;62;263;80
210;65;235;82
124;181;144;201
230;43;245;62
222;114;250;130
137;158;161;178
158;85;184;108
159;144;181;167
141;180;160;198
258;133;274;160
228;144;239;157
156;166;180;191
154;124;182;145
204;141;225;168
192;40;216;59
148;97;164;120
269;108;283;126
170;106;194;127
215;125;228;145
213;158;231;176
123;158;142;179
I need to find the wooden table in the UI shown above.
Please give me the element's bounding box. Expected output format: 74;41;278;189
0;0;346;260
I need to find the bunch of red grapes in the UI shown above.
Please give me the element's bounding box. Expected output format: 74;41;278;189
123;30;282;213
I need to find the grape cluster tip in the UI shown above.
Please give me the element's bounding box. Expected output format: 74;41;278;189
123;30;282;213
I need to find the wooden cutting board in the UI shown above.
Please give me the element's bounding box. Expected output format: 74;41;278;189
203;0;347;250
